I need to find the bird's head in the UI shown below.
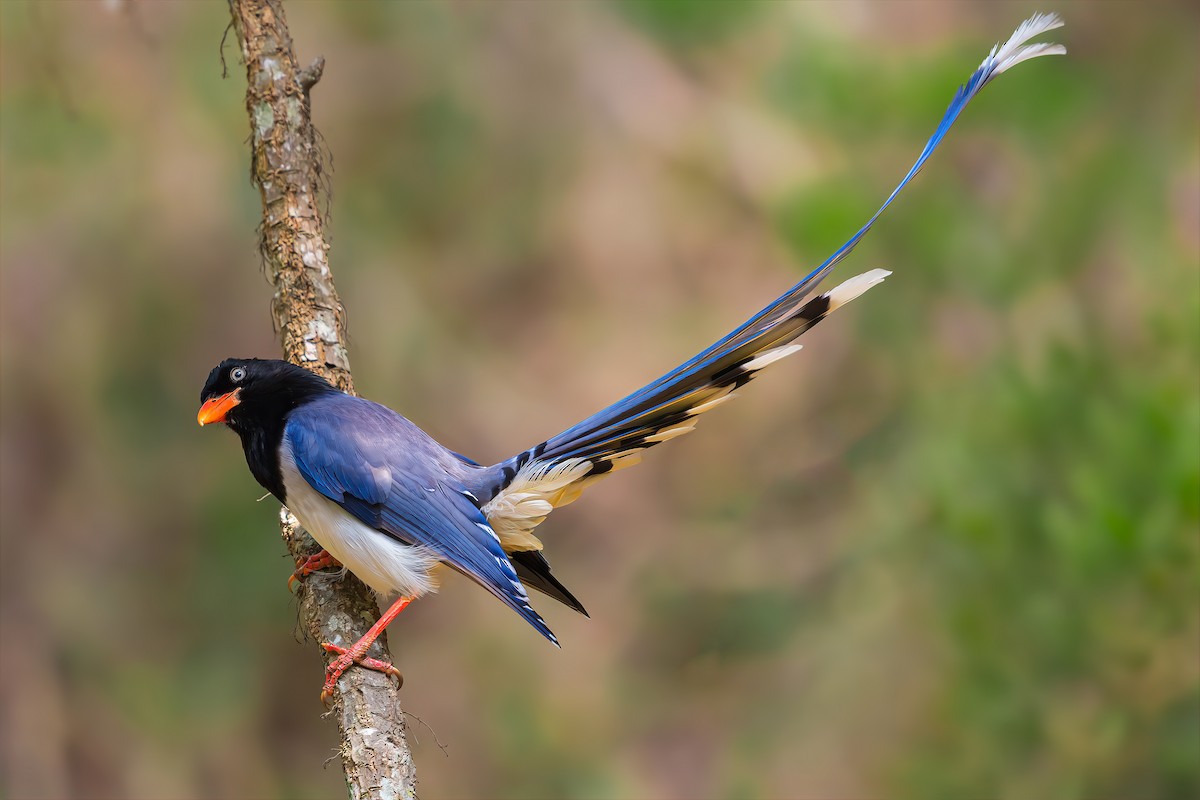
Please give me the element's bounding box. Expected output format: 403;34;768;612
198;358;337;433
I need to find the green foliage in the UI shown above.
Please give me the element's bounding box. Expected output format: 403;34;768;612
879;341;1199;798
616;0;763;49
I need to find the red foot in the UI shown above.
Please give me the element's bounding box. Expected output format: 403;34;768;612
320;642;403;706
318;596;413;707
289;549;342;592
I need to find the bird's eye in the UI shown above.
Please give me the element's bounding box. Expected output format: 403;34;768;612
230;367;247;382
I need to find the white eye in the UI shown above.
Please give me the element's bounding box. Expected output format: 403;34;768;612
230;367;247;382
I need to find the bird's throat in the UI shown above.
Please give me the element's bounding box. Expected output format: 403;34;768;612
237;416;287;503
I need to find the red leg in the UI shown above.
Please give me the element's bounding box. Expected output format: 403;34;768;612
288;549;342;592
320;596;413;706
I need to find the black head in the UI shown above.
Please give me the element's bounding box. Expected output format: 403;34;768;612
198;358;337;436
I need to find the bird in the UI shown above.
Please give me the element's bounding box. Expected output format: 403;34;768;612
199;14;1065;704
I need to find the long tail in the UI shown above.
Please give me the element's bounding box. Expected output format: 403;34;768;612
474;13;1066;560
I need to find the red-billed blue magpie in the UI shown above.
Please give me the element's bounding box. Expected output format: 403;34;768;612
199;14;1064;703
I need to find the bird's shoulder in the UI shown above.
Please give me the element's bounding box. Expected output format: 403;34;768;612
283;392;469;502
286;393;428;449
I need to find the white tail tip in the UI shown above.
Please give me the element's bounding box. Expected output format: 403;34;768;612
825;269;892;310
989;13;1067;76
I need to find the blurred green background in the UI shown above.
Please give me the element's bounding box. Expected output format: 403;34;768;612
1;1;1196;798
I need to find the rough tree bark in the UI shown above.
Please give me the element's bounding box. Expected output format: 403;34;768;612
226;1;418;798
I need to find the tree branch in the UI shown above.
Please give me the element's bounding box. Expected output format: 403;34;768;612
226;1;418;797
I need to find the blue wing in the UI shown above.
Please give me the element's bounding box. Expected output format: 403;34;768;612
286;397;559;646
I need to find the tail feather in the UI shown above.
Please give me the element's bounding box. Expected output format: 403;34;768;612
511;550;589;617
474;14;1064;556
481;270;888;551
546;268;893;467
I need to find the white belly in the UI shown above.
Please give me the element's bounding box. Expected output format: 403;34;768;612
279;448;440;599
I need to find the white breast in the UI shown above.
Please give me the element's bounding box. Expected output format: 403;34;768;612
278;446;441;599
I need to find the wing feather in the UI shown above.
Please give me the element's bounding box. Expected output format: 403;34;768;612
286;401;559;646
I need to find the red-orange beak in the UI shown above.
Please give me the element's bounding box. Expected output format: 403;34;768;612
197;389;242;426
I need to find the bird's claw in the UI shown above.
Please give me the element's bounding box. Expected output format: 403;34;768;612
319;641;403;707
289;550;341;592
